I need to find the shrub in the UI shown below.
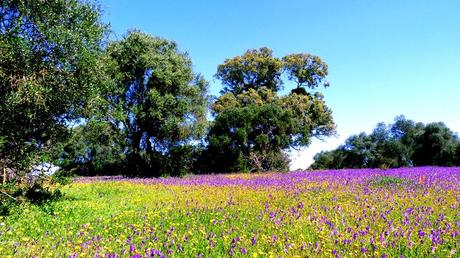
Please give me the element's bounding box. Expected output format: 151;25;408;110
0;172;69;215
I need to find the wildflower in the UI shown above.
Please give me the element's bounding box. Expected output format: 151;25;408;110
129;244;136;253
418;230;425;238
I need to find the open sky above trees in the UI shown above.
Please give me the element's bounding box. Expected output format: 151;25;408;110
100;0;460;169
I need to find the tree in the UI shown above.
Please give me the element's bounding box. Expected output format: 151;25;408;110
204;94;296;172
52;119;128;176
412;122;459;166
216;47;283;95
215;48;330;96
103;31;209;176
282;53;329;93
311;118;413;170
0;0;107;176
456;144;460;164
201;48;335;173
310;149;347;170
310;116;460;170
389;115;425;166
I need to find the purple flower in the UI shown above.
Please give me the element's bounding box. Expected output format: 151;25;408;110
418;230;425;238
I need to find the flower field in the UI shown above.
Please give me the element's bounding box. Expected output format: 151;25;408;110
1;167;460;257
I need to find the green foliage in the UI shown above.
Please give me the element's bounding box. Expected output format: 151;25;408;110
0;182;18;215
282;53;329;89
0;0;108;213
0;175;64;215
0;136;5;151
216;47;284;95
215;47;330;96
0;0;107;174
52;119;128;175
160;145;201;177
202;47;335;173
310;116;460;169
310;149;347;170
52;31;209;177
1;3;336;177
368;176;411;188
202;101;293;172
412;122;459;166
99;31;209;176
456;145;460;164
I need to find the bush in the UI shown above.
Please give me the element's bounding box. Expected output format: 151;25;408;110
0;183;19;216
0;172;70;215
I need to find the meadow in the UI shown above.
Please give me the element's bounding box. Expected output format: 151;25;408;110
1;167;459;257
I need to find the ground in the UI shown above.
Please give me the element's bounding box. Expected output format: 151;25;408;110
0;167;459;257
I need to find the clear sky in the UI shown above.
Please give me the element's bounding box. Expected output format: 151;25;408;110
99;0;460;169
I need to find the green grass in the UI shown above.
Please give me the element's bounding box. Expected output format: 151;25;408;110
369;176;412;187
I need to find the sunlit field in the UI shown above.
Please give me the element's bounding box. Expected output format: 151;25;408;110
1;167;459;257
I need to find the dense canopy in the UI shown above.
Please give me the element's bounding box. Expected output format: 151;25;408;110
0;0;107;172
200;48;335;173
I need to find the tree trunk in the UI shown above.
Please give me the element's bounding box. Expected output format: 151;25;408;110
130;131;143;175
146;138;155;165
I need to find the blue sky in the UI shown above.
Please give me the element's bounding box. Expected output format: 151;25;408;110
100;0;460;169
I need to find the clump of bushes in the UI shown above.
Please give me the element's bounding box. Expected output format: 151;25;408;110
0;172;68;216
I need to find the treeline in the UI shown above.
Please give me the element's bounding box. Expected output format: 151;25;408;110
1;0;335;180
310;116;460;170
55;45;335;176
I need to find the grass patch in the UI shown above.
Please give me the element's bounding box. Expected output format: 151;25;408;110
368;176;412;188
